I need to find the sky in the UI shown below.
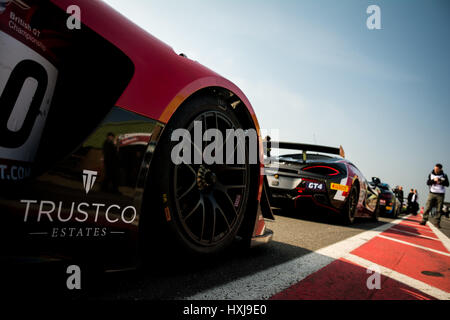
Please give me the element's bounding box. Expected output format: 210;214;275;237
103;0;450;204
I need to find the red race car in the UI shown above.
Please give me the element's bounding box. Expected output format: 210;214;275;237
0;0;273;269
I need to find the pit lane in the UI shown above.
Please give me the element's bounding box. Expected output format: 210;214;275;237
2;207;449;300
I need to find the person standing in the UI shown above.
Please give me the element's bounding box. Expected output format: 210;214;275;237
420;164;449;227
407;189;414;214
412;189;419;215
396;186;404;212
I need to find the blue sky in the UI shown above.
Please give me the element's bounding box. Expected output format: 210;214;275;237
104;0;450;203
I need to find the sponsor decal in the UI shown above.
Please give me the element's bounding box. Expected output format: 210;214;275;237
330;183;349;192
233;194;241;208
82;170;97;194
164;206;171;222
0;31;57;164
4;8;46;52
0;162;31;180
21;169;138;238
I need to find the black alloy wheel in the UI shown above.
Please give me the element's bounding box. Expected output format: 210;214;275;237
149;95;253;255
173;110;250;249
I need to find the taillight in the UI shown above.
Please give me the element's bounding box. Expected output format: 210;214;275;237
301;165;339;176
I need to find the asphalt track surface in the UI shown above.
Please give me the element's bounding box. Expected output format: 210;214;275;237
2;208;449;301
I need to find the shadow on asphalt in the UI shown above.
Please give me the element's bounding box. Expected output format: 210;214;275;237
272;205;399;231
2;212;434;301
0;238;316;301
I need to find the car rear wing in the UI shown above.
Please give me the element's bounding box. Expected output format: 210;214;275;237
263;141;345;162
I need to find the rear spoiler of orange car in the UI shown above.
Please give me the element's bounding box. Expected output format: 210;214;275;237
263;141;345;161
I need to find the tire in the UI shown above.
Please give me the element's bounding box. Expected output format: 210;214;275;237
148;95;253;255
342;184;358;224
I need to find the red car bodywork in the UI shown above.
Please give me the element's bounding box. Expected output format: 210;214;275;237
0;0;271;267
53;0;260;128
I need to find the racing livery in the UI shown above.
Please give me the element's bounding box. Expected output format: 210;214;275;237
265;141;380;223
0;0;273;269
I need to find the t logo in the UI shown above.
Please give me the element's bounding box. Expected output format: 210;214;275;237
366;5;381;30
82;170;97;194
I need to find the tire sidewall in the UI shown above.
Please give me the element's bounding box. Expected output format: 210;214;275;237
343;185;358;224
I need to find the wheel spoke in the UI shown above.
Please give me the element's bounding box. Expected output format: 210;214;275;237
215;182;238;215
210;191;234;235
217;206;231;231
176;163;198;200
184;163;197;176
178;179;197;200
183;197;202;221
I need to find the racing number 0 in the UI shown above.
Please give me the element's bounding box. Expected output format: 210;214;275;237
0;59;48;148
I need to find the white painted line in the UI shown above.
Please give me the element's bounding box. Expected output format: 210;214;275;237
344;253;450;300
427;221;450;252
388;227;440;241
185;216;406;300
377;234;450;257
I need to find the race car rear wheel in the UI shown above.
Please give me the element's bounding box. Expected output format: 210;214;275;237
148;95;252;255
342;184;358;224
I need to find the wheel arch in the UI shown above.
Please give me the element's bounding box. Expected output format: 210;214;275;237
352;178;361;196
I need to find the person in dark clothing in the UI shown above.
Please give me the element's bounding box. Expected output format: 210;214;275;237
412;189;419;215
420;163;449;227
102;132;120;193
396;186;404;213
407;189;414;214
